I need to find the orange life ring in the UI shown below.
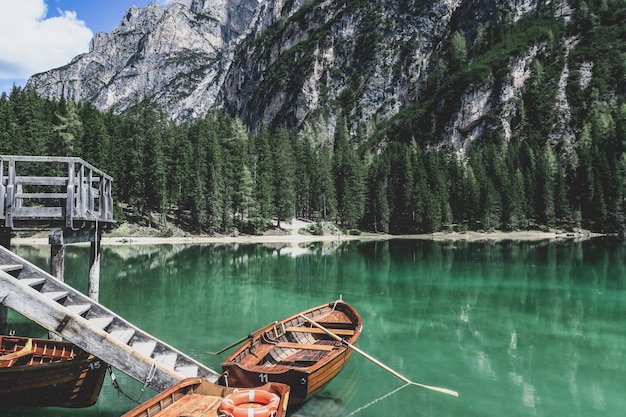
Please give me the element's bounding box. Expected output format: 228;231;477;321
219;389;281;417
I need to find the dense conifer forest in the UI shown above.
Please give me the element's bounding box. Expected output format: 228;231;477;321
1;0;625;235
1;86;624;235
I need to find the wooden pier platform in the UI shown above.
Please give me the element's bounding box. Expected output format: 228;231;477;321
0;155;114;232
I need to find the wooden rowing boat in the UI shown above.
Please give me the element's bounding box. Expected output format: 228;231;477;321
0;335;107;408
121;377;290;417
220;299;362;405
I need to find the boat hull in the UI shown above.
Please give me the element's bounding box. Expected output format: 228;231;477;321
0;336;107;408
224;347;355;403
122;377;290;417
221;300;362;405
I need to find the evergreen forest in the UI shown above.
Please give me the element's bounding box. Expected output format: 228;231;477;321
1;0;625;236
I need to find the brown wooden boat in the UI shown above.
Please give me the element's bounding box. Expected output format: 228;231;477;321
220;299;362;405
121;377;290;417
0;335;107;408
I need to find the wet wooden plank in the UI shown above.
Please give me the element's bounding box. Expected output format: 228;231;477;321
275;342;335;351
285;326;355;336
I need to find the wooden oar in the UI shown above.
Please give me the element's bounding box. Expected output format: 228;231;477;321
299;314;460;398
207;334;252;355
208;322;278;355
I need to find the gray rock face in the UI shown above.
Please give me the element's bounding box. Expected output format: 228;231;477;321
27;0;259;120
29;0;571;150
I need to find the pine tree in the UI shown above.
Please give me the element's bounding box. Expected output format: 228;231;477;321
218;115;248;232
538;144;557;227
464;165;481;229
0;92;18;154
250;125;274;229
79;103;111;167
53;99;83;157
236;164;256;223
365;153;390;233
272;128;296;228
388;142;415;233
333;116;365;229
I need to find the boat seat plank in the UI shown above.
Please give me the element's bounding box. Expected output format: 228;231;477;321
180;395;222;417
275;342;336;351
286;326;355;336
280;349;328;365
315;320;354;329
147;395;200;417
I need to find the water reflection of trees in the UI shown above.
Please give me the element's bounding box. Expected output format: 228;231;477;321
10;238;626;415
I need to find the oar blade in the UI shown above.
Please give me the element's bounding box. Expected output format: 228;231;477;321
411;382;460;397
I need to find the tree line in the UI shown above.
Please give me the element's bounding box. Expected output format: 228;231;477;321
1;87;624;235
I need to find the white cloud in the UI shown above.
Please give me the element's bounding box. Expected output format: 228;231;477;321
0;0;92;81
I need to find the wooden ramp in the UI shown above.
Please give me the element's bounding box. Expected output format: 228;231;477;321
0;245;221;392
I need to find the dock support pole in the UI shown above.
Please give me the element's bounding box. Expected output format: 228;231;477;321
0;228;10;334
0;228;10;249
0;304;6;336
48;229;65;340
88;232;101;302
49;229;65;281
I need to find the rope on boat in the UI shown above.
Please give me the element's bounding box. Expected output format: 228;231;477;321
107;360;158;404
344;383;411;416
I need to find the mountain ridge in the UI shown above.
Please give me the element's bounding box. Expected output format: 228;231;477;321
26;1;548;134
26;0;625;155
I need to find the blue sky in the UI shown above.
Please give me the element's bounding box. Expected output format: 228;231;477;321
0;0;174;94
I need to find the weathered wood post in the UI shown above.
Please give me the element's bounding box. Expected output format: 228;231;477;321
49;229;65;281
88;230;101;302
0;158;9;334
0;229;10;335
0;229;10;250
48;229;65;340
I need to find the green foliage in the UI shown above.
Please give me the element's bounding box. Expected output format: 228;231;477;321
1;0;625;235
333;116;365;228
272;128;296;227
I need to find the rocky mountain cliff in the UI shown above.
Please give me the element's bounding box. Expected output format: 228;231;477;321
27;0;625;151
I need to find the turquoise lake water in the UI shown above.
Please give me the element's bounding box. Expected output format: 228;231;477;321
3;237;625;416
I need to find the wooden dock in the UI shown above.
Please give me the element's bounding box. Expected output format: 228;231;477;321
0;245;221;391
0;155;222;392
0;155;113;231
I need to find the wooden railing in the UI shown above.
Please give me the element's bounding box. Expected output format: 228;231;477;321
0;156;113;231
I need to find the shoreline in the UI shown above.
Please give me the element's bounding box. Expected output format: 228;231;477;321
10;229;602;247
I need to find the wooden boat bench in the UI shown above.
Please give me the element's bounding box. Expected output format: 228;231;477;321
285;326;355;336
279;349;328;365
150;393;221;417
275;342;336;351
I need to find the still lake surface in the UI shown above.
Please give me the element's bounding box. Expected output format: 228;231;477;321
3;237;625;417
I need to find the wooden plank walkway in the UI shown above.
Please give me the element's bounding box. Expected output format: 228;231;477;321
0;245;221;391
